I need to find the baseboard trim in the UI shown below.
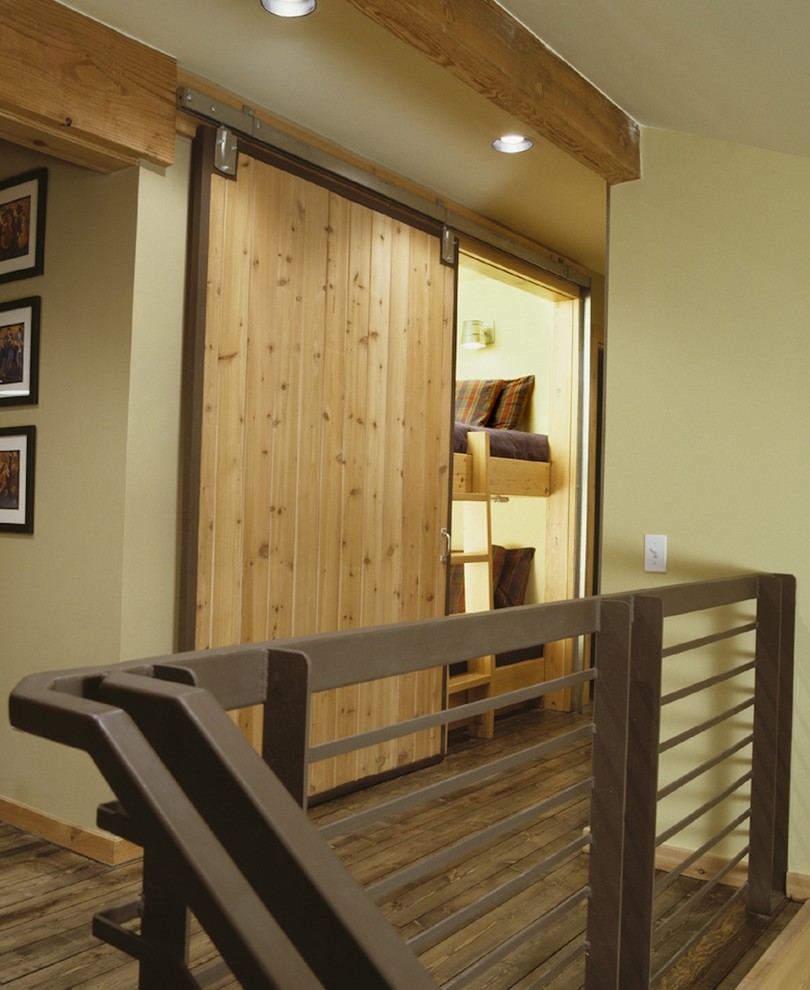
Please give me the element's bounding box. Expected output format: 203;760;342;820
655;843;749;888
656;846;810;900
585;833;809;902
787;871;810;902
0;796;141;865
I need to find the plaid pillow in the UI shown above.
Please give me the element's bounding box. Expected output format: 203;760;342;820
455;379;503;426
488;375;535;430
493;546;535;608
448;563;465;614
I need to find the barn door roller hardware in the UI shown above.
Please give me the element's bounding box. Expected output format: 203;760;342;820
178;88;264;176
215;127;238;176
176;87;589;289
441;227;457;266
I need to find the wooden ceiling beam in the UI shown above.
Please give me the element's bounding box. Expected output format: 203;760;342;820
0;0;176;172
343;0;640;184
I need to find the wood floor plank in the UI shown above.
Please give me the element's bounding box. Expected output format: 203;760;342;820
477;900;587;990
652;884;741;983
383;799;590;932
420;866;587;985
655;894;748;990
0;853;113;909
326;739;591;877
337;756;589;888
6;944;137;990
685;897;802;990
1;862;141;940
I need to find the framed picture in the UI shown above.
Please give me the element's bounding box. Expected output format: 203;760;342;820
0;425;36;534
0;297;40;405
0;168;47;285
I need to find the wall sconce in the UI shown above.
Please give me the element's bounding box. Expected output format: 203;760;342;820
259;0;316;15
461;320;495;350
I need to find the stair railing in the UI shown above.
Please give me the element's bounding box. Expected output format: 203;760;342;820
8;573;794;989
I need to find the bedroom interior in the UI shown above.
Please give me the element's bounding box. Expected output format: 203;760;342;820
447;248;591;734
454;252;554;609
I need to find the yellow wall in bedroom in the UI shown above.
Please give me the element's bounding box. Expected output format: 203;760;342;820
455;261;554;603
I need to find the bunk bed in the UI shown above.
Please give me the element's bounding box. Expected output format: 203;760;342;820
447;376;551;734
451;375;551;497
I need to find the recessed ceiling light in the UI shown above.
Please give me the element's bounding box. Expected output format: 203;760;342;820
492;134;534;154
259;0;316;16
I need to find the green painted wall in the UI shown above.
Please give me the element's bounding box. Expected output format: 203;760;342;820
604;127;810;873
0;139;189;828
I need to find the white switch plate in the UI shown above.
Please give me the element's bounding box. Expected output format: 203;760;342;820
644;534;667;573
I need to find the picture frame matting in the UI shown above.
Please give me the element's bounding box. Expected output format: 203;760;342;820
0;425;36;534
0;168;47;285
0;296;41;405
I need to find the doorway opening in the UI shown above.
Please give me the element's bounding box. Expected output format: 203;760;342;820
449;245;592;717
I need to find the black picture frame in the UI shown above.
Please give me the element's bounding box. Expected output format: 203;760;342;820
0;168;47;285
0;297;41;405
0;425;36;534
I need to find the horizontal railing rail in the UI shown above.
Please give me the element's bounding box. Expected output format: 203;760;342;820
8;573;794;989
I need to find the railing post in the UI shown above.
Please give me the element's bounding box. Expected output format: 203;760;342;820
585;598;632;990
619;594;664;988
137;850;191;989
749;573;792;914
263;648;312;808
773;574;795;895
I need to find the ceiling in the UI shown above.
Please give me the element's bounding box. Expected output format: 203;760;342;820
60;0;810;276
503;0;810;162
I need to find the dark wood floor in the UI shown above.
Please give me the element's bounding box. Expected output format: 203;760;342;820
0;708;800;988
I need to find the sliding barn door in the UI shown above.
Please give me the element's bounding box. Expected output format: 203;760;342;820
192;146;455;795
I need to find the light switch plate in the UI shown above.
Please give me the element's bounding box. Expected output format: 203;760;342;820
645;534;667;573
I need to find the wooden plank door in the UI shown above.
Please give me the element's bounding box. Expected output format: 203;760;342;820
191;145;455;796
